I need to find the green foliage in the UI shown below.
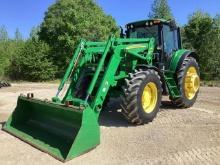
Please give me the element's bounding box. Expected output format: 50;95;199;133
39;0;119;74
0;40;24;78
199;19;220;79
213;14;220;25
0;25;8;41
0;26;25;78
1;1;220;82
148;0;173;20
183;11;220;79
184;11;213;50
0;41;10;77
180;28;192;49
30;26;40;40
9;39;57;81
15;28;23;41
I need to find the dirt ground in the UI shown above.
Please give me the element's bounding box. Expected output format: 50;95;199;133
0;83;220;165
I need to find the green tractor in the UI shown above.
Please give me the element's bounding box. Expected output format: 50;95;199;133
3;19;200;161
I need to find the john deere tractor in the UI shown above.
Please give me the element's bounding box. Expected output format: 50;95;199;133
3;19;200;161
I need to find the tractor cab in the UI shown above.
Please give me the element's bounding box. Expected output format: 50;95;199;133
124;19;182;65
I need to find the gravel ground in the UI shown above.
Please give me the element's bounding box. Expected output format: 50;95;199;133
0;83;220;165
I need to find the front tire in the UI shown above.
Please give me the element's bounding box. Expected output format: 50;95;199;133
121;69;162;125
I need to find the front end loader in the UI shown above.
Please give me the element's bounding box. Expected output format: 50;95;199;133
3;19;200;161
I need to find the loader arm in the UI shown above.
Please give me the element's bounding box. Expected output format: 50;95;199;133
55;36;155;117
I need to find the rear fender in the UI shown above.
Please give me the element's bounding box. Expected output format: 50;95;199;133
169;49;198;72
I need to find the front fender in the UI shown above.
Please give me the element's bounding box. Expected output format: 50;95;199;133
136;65;168;95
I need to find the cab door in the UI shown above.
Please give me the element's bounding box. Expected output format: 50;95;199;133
162;25;180;68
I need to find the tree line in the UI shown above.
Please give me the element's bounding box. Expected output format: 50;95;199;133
0;0;219;81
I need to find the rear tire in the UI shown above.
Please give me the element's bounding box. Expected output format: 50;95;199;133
171;57;200;108
121;69;162;125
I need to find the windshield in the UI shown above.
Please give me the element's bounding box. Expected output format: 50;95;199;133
128;25;159;44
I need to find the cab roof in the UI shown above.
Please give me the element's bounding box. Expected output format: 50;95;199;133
126;19;177;28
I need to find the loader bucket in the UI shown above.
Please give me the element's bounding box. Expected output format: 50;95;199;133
3;96;100;162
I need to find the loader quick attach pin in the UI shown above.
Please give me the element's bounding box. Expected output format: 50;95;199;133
3;19;200;162
27;93;34;98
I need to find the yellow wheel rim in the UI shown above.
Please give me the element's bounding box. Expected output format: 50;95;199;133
141;82;158;113
184;66;200;100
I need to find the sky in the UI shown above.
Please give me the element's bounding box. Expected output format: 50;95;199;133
0;0;219;39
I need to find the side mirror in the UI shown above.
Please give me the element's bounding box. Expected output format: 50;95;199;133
120;26;125;38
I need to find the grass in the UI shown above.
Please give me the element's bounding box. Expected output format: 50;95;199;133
201;80;220;87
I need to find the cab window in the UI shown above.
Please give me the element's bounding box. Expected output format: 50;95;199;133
128;25;159;45
163;25;178;55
